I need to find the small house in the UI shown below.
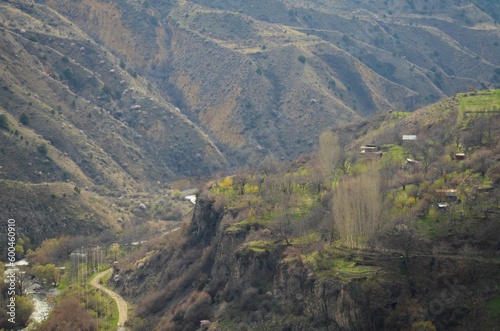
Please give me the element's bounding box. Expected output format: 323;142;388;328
437;202;449;209
360;145;382;156
402;135;417;141
435;189;458;200
455;153;466;160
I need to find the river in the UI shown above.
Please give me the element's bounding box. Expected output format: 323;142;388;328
8;259;59;328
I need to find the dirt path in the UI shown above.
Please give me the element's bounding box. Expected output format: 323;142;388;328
90;269;128;329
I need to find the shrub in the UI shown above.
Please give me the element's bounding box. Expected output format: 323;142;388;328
298;55;306;64
27;34;38;43
411;321;436;331
37;143;48;156
158;291;212;331
127;68;138;78
38;296;97;331
0;114;9;130
19;112;29;126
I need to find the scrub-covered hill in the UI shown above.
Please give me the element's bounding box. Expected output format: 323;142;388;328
45;0;500;163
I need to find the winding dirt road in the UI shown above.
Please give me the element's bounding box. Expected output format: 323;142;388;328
90;269;128;329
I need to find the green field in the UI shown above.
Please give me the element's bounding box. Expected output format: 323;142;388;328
459;89;500;113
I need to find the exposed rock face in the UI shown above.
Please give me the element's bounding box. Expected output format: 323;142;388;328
115;191;500;330
193;194;372;330
189;194;224;245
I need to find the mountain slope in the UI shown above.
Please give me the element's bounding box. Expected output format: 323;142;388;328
0;0;226;247
0;0;227;187
42;0;500;163
112;90;500;330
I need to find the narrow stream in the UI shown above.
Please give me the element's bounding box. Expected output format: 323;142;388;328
9;259;59;326
26;283;59;323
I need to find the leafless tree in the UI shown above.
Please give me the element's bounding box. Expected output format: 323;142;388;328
318;130;342;182
15;271;29;296
257;154;280;176
233;174;249;195
332;168;383;248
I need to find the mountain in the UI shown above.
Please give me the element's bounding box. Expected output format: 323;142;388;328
0;0;227;186
0;0;226;247
112;90;500;330
43;0;500;163
0;0;499;263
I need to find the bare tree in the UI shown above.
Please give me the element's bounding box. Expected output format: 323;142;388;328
318;130;342;182
470;149;494;177
257;154;279;176
233;174;249;195
271;196;296;245
15;271;29;296
332;168;383;248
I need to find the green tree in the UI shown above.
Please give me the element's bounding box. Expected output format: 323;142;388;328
32;264;60;285
15;295;34;328
109;243;120;261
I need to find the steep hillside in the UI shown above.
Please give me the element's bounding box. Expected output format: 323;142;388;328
44;0;500;163
0;0;227;185
0;0;225;246
111;90;500;330
0;180;120;245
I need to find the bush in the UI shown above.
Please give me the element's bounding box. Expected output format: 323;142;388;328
127;68;138;78
27;34;38;43
19;112;29;126
158;291;212;331
0;114;9;130
411;321;437;331
298;55;306;64
38;296;97;331
37;143;48;156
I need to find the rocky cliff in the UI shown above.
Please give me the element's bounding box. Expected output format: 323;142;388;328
113;190;500;330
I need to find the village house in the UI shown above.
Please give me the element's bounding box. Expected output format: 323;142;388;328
359;144;382;156
435;189;458;200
